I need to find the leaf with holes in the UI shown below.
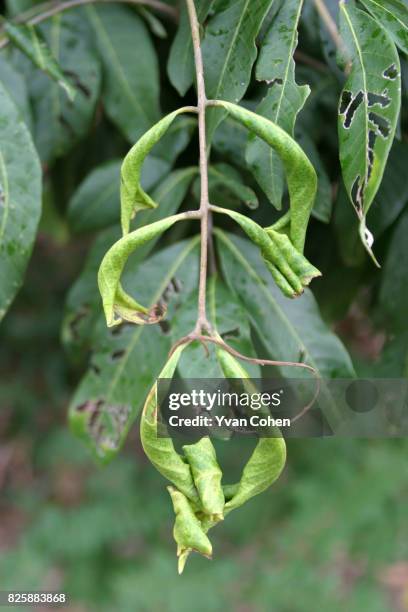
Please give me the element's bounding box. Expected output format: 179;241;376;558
4;21;75;100
202;0;275;141
246;0;309;210
338;1;401;263
360;0;408;55
0;81;42;323
69;238;200;462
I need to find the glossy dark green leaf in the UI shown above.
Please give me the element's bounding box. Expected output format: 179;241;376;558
0;80;42;322
69;238;200;462
4;21;75;100
360;0;408;55
338;1;401;262
167;0;214;96
202;0;275;140
86;5;160;143
246;0;309;210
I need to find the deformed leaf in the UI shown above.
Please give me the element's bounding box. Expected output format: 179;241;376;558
225;437;286;512
183;437;225;519
0;81;42;322
98;215;187;326
168;486;213;575
360;0;408;55
212;100;317;253
246;0;310;210
140;345;201;507
120;107;196;234
338;1;401;262
4;21;75;100
211;206;320;298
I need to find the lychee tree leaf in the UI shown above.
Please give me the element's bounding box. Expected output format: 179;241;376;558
167;0;214;96
202;0;275;141
4;21;75;100
246;0;309;210
211;100;317;253
86;4;160;143
216;231;356;428
338;1;401;263
0;81;42;323
9;12;101;163
120;108;196;235
360;0;408;55
69;238;200;463
63;168;198;357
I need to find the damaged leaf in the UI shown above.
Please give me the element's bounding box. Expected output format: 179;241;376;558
211;100;317;253
338;1;401;263
98;215;190;327
120;108;196;234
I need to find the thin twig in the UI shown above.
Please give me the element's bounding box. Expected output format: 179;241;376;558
185;0;211;335
169;333;321;423
0;0;177;50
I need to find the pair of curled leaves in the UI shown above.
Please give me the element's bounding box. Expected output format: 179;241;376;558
209;100;317;253
120;106;196;234
211;206;321;298
98;214;187;327
4;21;76;101
338;1;401;264
140;345;287;572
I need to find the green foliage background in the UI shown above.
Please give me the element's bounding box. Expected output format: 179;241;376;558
0;0;407;609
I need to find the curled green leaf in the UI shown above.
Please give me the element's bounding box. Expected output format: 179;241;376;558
211;206;321;298
210;100;317;253
4;21;75;100
225;437;286;512
121;107;196;234
183;437;225;520
98;214;186;327
140;345;201;507
168;486;213;575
